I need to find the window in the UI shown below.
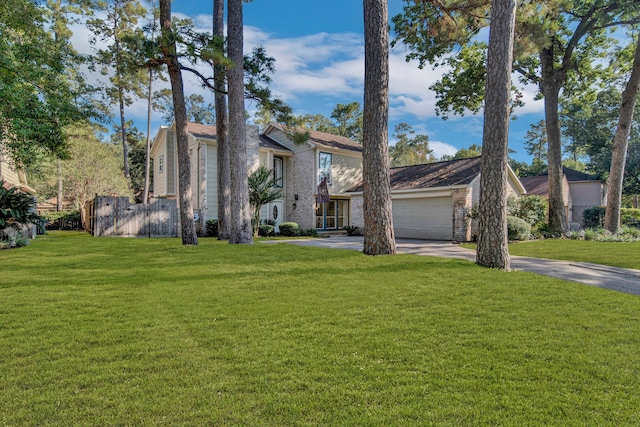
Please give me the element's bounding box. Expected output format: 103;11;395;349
318;152;332;184
158;155;164;173
273;157;283;188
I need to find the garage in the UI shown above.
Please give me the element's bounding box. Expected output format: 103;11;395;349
392;196;453;240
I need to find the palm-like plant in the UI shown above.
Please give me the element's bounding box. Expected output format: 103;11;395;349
248;166;282;237
0;181;44;237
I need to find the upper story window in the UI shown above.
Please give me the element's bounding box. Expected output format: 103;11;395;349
158;155;164;173
273;156;283;188
319;152;332;185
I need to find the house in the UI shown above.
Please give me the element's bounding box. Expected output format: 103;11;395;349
150;122;363;233
346;156;526;242
519;167;606;229
0;152;35;194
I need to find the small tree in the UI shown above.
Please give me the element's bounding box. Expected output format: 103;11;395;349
248;166;282;237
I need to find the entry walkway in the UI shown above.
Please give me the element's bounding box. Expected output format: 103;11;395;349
265;236;640;296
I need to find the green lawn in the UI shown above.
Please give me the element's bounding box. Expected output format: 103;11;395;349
2;231;640;425
462;240;640;270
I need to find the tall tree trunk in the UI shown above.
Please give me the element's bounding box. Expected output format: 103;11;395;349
540;48;567;234
159;0;198;245
362;0;396;255
227;0;253;244
604;35;640;232
57;158;63;211
476;0;516;270
143;68;153;205
214;0;231;240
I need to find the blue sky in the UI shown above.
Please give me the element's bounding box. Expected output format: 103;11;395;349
73;1;546;161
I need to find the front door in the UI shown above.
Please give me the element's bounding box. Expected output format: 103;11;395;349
316;200;349;230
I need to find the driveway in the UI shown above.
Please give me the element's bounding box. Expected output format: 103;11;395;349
265;236;640;296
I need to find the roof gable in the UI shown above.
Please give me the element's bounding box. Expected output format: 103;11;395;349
265;123;362;153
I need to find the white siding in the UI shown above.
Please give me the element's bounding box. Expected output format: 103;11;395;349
329;152;362;195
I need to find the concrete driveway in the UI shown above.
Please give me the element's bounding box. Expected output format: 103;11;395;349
265;236;640;296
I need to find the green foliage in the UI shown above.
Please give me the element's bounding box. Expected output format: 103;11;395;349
566;227;640;242
507;215;531;241
0;181;44;233
621;208;640;227
206;219;218;237
389;123;435;166
42;210;81;230
300;228;318;237
583;206;606;229
343;225;360;236
292;102;363;143
0;0;95;169
563;86;640;193
278;222;300;237
258;224;274;237
248;166;283;237
508;196;548;227
441;144;482;161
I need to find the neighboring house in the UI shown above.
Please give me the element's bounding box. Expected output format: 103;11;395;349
150;122;363;233
1;152;37;239
347;156;526;242
520;167;606;229
0;152;35;193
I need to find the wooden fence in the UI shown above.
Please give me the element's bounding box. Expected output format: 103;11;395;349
84;196;179;237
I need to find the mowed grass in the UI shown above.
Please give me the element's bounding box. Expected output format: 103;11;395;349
1;231;640;426
507;240;640;270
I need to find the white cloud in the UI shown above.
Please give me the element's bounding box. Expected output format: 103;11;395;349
429;140;459;159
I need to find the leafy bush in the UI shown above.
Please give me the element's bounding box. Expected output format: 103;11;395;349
301;228;318;237
583;206;606;228
43;210;81;230
279;222;300;237
206;219;218;237
343;225;360;236
0;181;44;233
621;208;640;227
507;216;531;241
258;224;274;237
261;219;277;226
567;227;640;242
509;196;548;227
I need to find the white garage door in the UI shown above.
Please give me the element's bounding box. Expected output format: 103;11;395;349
392;197;453;240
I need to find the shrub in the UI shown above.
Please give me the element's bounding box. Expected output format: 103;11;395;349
507;216;531;241
43;210;81;230
301;228;318;237
0;181;44;234
343;225;360;236
205;219;218;237
279;222;300;237
515;196;548;226
258;224;274;237
621;208;640;227
583;206;606;228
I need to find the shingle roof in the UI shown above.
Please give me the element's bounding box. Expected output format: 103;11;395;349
259;134;292;152
185;122;291;152
347;156;482;193
305;128;362;153
519;175;549;196
532;166;599;182
186;122;217;140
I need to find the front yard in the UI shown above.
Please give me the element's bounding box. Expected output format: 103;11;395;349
1;232;640;425
507;239;640;270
